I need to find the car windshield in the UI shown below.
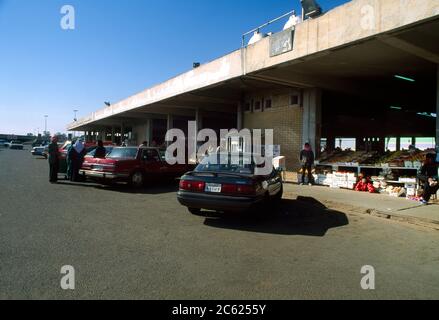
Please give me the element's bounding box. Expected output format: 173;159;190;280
107;148;138;159
195;153;257;175
86;146;113;157
12;141;21;144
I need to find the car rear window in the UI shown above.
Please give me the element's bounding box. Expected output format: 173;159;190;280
195;153;256;175
107;148;138;159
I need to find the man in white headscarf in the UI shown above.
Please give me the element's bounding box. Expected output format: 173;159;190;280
71;139;86;182
74;140;85;154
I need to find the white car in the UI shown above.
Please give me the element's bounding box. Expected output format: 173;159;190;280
9;141;24;150
31;146;47;157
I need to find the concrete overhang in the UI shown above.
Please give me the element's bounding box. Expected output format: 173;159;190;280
68;0;439;131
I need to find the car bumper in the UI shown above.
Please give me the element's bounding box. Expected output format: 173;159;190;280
79;170;130;180
177;191;265;212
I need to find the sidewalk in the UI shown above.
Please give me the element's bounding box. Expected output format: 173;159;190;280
283;183;439;230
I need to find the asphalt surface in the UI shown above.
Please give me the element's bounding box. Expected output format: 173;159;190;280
1;146;439;300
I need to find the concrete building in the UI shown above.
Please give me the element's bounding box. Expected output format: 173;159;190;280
68;0;439;169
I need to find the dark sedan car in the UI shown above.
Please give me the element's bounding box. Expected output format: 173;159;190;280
177;153;283;214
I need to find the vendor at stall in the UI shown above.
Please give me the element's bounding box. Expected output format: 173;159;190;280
355;174;376;193
419;153;438;205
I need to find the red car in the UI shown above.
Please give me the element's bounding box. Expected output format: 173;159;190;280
80;147;194;187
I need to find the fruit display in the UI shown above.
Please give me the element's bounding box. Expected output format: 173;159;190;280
318;149;380;164
319;148;435;166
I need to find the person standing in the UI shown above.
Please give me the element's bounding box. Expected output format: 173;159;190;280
94;140;106;159
48;136;60;183
419;153;439;205
66;141;77;181
71;140;86;182
300;143;315;186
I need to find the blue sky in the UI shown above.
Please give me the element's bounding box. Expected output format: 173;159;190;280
0;0;349;135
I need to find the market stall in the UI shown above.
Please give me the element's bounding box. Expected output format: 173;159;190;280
309;148;436;199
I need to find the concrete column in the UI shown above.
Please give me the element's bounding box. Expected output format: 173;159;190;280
121;123;125;145
145;119;152;146
195;109;202;130
166;114;174;147
100;129;106;142
237;102;243;130
396;136;401;151
194;109;201;157
302;88;322;154
111;126;115;143
167;114;174;131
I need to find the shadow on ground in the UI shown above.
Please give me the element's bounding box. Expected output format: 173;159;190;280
202;196;349;237
56;179;179;195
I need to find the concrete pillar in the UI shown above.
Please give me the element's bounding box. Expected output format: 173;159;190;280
145;119;152;146
302;88;322;154
195;109;202;130
111;126;115;143
396;136;401;151
237;102;243;130
167;114;174;131
100;129;106;142
166;114;174;147
194;109;201;156
121;123;125;145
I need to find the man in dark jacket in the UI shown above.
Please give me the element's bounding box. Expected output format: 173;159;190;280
48;136;60;183
94;140;106;159
419;153;438;205
300;143;315;185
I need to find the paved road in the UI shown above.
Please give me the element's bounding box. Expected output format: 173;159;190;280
1;147;439;299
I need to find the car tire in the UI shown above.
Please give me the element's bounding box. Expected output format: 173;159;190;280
188;208;202;215
130;171;144;188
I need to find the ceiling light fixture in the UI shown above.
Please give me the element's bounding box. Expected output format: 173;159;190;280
394;75;415;82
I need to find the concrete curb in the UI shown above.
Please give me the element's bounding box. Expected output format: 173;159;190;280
366;209;439;231
292;196;439;231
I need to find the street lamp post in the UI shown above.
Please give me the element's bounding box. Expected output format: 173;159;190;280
44;115;48;136
73;109;79;138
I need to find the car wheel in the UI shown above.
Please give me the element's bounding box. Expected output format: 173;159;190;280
130;171;144;188
188;208;202;215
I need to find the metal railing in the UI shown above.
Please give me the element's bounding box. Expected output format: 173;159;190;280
241;10;296;47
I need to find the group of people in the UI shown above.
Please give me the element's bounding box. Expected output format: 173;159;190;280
48;138;107;184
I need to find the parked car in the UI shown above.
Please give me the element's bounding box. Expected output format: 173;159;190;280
80;147;194;187
177;153;283;215
31;146;47;157
0;139;7;147
9;141;24;150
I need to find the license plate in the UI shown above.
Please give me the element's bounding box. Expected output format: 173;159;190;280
205;183;222;193
92;165;104;171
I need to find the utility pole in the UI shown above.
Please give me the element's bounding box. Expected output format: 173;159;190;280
44;115;48;136
73;109;78;138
